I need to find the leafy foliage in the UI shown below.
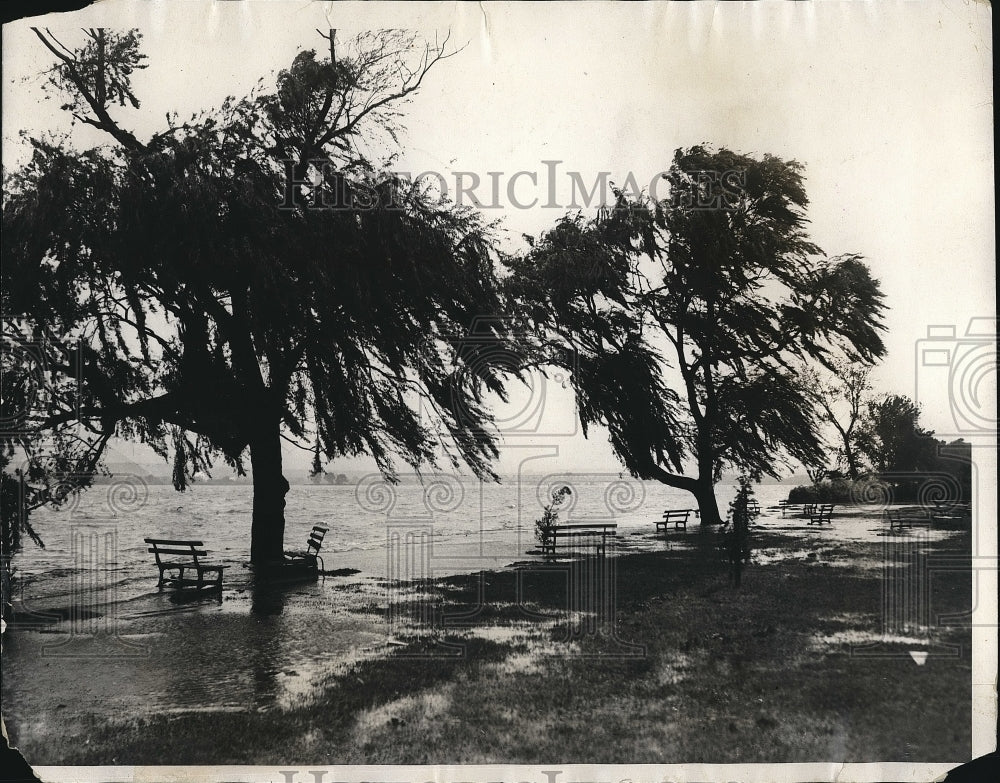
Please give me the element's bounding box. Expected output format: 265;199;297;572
3;28;511;559
855;394;938;474
803;360;872;479
510;146;887;522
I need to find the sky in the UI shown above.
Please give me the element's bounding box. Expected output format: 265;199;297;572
2;0;995;478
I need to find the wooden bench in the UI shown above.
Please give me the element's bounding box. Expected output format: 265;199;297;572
806;504;834;525
539;523;617;557
145;539;227;591
777;500;796;518
884;509;931;530
284;525;328;573
930;500;972;526
656;509;693;531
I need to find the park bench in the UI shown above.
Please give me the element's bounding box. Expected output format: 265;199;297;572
145;539;227;591
806;504;834;525
930;500;972;526
284;525;329;573
884;509;911;530
539;522;617;557
884;508;931;530
777;500;800;518
656;509;693;531
802;503;816;518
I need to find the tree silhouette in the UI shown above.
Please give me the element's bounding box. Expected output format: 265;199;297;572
3;28;514;564
509;147;887;524
855;394;938;474
804;359;872;479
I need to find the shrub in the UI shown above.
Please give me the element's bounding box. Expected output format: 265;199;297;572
535;486;572;545
787;476;930;504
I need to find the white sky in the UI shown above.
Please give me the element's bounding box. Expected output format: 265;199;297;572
2;0;995;477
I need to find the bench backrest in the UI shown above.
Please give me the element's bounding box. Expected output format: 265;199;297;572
542;523;617;546
662;510;691;519
145;538;206;566
306;526;328;557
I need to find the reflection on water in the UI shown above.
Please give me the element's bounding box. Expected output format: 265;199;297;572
250;582;289;616
168;588;224;607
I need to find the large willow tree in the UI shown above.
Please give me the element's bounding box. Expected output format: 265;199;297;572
509;147;888;524
3;28;514;564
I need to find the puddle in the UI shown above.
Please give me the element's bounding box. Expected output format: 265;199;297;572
810;629;934;649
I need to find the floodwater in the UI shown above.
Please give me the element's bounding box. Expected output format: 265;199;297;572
2;478;971;757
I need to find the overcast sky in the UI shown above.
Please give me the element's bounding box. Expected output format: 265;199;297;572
3;1;994;478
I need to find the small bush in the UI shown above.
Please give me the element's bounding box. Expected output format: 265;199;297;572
535;486;572;545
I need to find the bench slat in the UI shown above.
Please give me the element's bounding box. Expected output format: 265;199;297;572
549;530;608;538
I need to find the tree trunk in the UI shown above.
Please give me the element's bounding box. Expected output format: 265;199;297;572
844;442;860;480
694;440;724;525
644;461;723;525
249;421;289;565
694;480;724;526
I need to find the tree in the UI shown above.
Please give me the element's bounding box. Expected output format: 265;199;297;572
3;28;516;565
508;146;887;524
804;359;872;479
855;394;938;474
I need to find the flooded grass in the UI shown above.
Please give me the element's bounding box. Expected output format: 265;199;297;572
4;522;973;765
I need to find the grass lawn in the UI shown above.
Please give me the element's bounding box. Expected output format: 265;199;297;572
43;529;974;764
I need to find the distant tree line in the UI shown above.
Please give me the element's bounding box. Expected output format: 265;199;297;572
790;375;971;503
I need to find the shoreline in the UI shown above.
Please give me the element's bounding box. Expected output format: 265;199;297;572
2;505;974;766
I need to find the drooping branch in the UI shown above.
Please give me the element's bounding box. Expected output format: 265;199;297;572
32;27;146;152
